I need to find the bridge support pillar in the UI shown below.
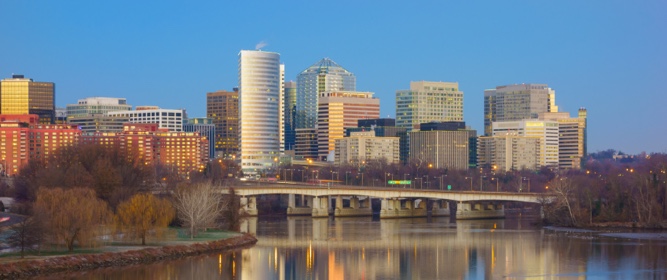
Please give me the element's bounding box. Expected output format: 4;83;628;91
456;202;505;220
287;194;312;216
432;200;451;216
239;216;257;235
241;196;258;216
312;196;330;218
335;196;372;217
380;198;427;218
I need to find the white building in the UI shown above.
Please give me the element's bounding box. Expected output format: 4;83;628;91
477;133;541;171
396;81;463;131
238;50;282;174
492;120;559;168
107;106;185;132
335;131;399;165
66;97;132;119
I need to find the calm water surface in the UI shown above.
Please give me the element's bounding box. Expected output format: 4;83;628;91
49;216;667;279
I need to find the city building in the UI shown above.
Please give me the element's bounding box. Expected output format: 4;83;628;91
396;81;463;131
294;128;318;160
68;114;129;133
284;81;297;151
484;84;558;136
183;118;216;159
492;120;559;168
477;133;541;171
66;97;131;119
107;106;185;132
55;107;67;124
409;128;471;170
317;91;380;161
279;64;285;153
296;58;356;130
206;88;239;159
335;131;399;166
0;75;55;124
238;50;282;174
346;118;409;163
538;108;588;169
0;114;81;176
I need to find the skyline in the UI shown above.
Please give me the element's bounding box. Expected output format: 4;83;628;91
1;1;665;154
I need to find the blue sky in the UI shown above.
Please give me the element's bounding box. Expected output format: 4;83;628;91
1;1;665;154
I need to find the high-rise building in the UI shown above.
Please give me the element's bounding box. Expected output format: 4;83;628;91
335;131;399;166
0;114;81;176
206;89;239;159
294;128;318;160
284;81;297;151
279;64;285;153
296;58;356;129
396;81;463;131
55;107;67;124
107;106;185;132
484;84;558;136
184;118;216;160
317;91;379;161
538;109;588;169
0;75;55;124
66;97;131;119
492;120;559;168
238;50;282;174
477;133;541;171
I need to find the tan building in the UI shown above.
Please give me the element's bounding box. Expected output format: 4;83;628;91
206;89;239;159
396;81;463;131
477;133;540;171
0;75;55;124
538;108;587;169
409;130;470;170
335;131;399;165
484;84;557;136
317;91;379;161
492;120;559;168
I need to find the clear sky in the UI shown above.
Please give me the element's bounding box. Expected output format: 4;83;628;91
1;1;665;154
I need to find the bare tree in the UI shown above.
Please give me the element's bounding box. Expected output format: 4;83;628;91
7;217;44;258
549;177;578;226
172;183;225;238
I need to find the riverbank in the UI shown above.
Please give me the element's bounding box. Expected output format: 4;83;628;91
0;233;257;279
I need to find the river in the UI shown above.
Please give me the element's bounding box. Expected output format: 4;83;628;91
47;216;667;279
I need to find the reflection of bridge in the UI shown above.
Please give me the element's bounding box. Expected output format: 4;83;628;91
226;183;549;219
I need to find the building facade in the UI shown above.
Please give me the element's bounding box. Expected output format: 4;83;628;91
335;131;399;166
296;58;356;130
183;118;216;160
68;114;129;133
66;97;131;119
538;108;588;169
284;81;297;151
347;118;409;163
294;128;318;160
492;120;559;168
484;84;557;136
206;89;239;159
477;134;541;171
107;107;185;132
409;129;471;170
317;91;380;161
0;75;55;124
0;115;81;176
396;81;463;131
238;50;282;174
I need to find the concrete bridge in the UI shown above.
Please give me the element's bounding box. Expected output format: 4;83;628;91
225;182;550;220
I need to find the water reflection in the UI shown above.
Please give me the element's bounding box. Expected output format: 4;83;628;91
52;216;667;279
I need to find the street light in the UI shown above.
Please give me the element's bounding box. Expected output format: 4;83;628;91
415;178;423;189
491;177;499;192
521;177;531;192
465;177;473;191
480;174;487;191
299;169;304;182
345;171;351;185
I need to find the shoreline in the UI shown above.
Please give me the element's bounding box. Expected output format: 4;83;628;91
0;233;257;279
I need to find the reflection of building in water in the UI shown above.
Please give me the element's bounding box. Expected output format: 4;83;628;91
239;217;568;279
